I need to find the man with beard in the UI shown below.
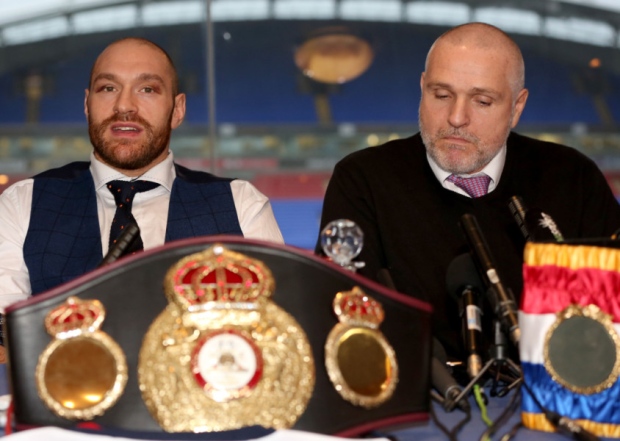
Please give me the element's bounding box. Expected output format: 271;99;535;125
316;23;620;359
0;38;283;309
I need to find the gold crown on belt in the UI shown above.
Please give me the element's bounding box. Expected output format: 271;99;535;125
44;297;105;337
333;286;385;329
164;244;275;311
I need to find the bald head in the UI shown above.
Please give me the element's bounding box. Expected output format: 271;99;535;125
89;37;179;96
426;23;525;94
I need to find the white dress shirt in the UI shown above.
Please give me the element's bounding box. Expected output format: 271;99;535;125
0;151;283;309
426;144;507;196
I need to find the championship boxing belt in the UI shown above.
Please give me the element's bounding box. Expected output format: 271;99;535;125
5;236;432;436
520;241;620;438
138;244;314;431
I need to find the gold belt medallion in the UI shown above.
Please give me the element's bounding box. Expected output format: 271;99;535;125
325;287;398;408
35;297;128;420
138;244;315;432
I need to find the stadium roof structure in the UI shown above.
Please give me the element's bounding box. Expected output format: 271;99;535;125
2;0;620;75
2;0;620;46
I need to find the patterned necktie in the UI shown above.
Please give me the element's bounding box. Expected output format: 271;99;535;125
447;174;491;198
107;180;159;253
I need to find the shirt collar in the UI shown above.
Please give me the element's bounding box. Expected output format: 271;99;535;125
427;143;507;191
90;151;176;191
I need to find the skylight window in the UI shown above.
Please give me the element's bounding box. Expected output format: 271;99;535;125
143;1;204;26
340;0;401;21
474;7;541;35
2;16;68;45
560;0;620;14
211;0;270;21
274;0;335;19
73;5;138;33
406;2;469;26
545;16;615;47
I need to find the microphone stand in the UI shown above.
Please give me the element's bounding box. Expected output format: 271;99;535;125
444;320;522;412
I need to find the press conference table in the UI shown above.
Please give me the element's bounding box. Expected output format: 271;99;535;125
0;400;606;441
0;362;609;441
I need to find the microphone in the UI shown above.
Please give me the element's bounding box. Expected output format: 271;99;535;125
508;195;564;242
98;222;141;267
377;268;397;291
431;338;470;412
446;253;484;379
376;268;470;412
459;214;520;346
508;195;528;239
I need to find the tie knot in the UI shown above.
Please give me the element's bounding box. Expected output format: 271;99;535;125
447;174;491;198
107;180;159;206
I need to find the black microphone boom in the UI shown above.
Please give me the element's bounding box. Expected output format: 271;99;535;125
508;195;564;242
377;268;397;291
446;253;485;379
98;222;141;267
379;267;471;412
431;338;470;413
459;214;520;346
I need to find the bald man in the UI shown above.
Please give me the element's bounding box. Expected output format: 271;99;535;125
0;37;283;311
317;23;620;360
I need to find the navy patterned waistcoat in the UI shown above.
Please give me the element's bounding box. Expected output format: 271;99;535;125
24;161;242;295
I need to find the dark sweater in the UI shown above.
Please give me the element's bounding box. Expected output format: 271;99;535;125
317;132;620;358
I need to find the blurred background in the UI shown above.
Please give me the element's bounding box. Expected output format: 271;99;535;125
2;0;620;249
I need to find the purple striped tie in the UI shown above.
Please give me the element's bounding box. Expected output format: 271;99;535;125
447;174;491;198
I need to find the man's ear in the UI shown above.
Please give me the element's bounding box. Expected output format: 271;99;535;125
84;89;90;119
510;88;529;128
171;93;186;129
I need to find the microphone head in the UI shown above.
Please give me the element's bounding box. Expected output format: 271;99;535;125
446;253;485;300
508;195;527;220
99;221;141;267
508;195;563;242
508;195;530;239
433;337;448;364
